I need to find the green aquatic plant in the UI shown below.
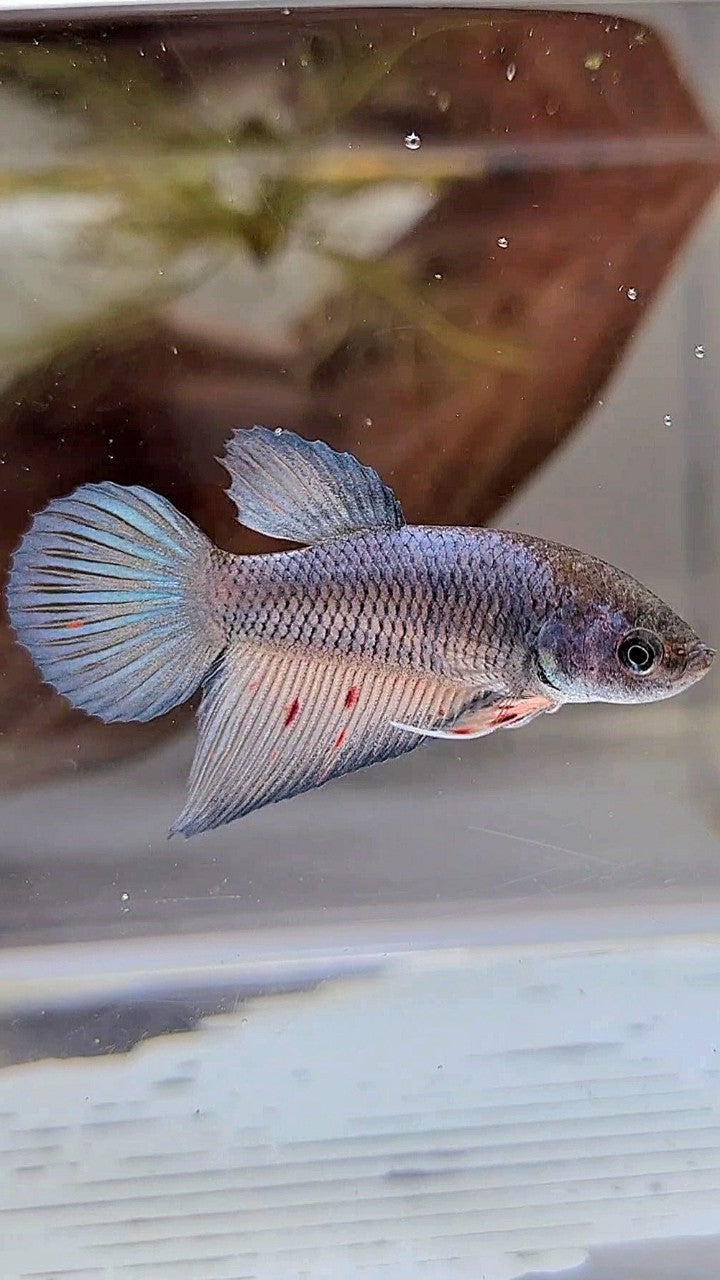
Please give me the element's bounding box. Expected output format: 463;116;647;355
0;37;182;136
334;254;529;372
0;22;527;392
294;14;524;133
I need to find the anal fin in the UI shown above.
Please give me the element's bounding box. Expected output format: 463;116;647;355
171;644;474;837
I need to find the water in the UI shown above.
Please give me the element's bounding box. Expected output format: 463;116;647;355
1;5;720;1278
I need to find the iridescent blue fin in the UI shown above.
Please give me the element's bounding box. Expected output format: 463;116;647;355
170;645;474;837
221;427;405;544
7;483;224;723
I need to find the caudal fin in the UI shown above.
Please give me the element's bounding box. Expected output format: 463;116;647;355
7;482;224;723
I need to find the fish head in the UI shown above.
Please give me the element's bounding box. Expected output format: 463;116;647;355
533;568;714;705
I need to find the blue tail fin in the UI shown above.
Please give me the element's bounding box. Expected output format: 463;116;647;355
7;482;223;723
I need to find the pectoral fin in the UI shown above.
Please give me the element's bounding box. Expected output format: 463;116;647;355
392;692;558;740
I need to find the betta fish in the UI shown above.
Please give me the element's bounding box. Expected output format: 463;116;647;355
6;428;714;837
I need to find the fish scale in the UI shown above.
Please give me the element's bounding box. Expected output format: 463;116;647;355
210;527;542;682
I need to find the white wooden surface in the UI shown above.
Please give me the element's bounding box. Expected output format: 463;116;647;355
2;930;720;1280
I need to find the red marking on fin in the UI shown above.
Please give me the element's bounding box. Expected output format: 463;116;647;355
344;686;360;711
284;697;301;728
452;727;471;736
494;708;518;726
334;728;348;750
66;619;84;630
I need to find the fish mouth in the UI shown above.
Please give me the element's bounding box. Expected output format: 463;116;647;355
687;642;715;677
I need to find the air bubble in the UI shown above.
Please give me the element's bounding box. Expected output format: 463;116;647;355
694;345;705;359
506;62;517;82
497;236;509;249
626;287;637;301
663;414;673;428
404;131;422;150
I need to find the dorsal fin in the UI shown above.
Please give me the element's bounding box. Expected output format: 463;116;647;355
221;427;404;545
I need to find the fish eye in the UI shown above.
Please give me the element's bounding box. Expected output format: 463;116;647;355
617;630;663;676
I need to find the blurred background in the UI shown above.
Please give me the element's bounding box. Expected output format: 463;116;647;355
1;5;720;1279
1;3;720;938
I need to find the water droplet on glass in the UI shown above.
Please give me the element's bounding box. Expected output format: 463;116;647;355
404;131;422;150
274;427;284;435
497;236;509;249
584;51;604;71
694;344;705;359
626;287;637;301
663;414;673;428
506;62;517;82
364;417;373;427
